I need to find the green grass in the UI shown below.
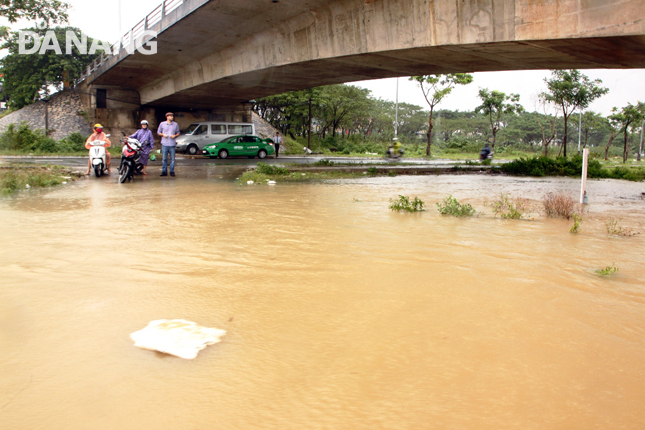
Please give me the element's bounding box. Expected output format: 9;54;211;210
1;164;80;195
239;166;367;184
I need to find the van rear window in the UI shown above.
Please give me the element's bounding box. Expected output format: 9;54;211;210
228;124;252;135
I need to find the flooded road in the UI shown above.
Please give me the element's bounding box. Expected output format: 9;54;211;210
1;173;645;430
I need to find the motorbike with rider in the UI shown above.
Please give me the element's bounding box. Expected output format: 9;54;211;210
85;124;111;176
385;138;404;159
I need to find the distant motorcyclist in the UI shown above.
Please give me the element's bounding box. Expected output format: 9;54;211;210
85;124;111;175
387;138;403;158
480;143;492;161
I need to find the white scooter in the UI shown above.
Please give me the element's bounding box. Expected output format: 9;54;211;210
88;135;111;177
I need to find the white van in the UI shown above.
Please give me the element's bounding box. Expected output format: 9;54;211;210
175;122;255;155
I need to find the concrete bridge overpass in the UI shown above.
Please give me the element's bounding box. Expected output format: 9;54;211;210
77;0;645;127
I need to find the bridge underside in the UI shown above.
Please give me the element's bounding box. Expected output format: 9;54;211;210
91;35;645;110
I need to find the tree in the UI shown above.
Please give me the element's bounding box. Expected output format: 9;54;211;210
0;0;68;24
542;69;609;157
475;89;523;150
316;84;371;138
534;94;559;156
603;110;624;160
616;102;645;163
409;74;473;156
0;26;102;109
580;111;604;149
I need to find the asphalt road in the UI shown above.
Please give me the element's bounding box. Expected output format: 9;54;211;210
1;154;489;171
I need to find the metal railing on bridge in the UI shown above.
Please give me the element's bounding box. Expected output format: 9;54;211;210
74;0;184;87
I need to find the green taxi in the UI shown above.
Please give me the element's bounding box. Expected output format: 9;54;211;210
202;135;275;159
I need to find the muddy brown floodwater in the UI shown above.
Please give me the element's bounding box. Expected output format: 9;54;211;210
1;173;645;430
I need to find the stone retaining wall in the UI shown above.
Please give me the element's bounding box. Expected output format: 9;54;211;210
0;90;93;141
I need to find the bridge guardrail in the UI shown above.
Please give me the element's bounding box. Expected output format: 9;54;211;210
74;0;185;87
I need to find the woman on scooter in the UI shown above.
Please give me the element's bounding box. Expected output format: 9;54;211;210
129;120;155;175
85;124;111;175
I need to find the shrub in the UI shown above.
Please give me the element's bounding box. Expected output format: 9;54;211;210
389;195;425;212
596;264;618;275
570;213;582;233
500;155;645;182
57;132;86;153
605;218;640;236
487;193;532;219
0;124;85;154
543;192;577;219
436;195;476;217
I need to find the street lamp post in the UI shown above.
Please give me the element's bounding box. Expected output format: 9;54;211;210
639;119;644;162
394;78;399;141
577;109;582;153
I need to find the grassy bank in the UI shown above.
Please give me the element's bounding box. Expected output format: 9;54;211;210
0;164;82;195
500;155;645;182
239;162;376;184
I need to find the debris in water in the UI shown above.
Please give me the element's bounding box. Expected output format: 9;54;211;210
268;180;276;185
130;319;226;359
247;180;254;185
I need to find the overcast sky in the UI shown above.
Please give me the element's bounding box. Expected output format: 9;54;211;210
5;0;644;116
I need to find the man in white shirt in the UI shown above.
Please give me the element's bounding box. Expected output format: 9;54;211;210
273;132;281;158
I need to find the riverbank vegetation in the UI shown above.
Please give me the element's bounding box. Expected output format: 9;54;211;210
500;155;645;182
0;122;124;157
389;195;425;212
0;164;80;195
239;162;368;184
256;71;643;164
436;195;476;217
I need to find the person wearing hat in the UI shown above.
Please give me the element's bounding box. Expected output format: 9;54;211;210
157;112;180;177
85;124;111;175
130;120;155;175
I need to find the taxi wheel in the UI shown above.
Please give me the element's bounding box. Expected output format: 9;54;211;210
258;149;267;159
218;149;229;159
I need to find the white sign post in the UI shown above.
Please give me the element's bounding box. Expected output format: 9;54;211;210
580;148;589;204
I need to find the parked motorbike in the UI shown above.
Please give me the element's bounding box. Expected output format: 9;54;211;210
88;136;111;177
118;132;143;183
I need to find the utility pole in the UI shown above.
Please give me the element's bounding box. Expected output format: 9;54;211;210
639;119;644;162
394;78;399;141
577;109;582;153
307;96;312;150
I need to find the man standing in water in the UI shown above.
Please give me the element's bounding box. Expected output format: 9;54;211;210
273;132;282;158
157;112;180;177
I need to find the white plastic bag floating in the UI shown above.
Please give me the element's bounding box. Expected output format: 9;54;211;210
130;319;226;359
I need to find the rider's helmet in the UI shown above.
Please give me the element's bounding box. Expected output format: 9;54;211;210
94;123;103;133
141;120;149;126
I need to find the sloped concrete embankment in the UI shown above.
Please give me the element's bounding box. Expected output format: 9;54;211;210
0;90;93;141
